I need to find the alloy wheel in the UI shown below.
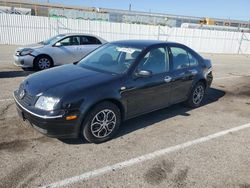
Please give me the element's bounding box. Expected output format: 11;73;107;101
90;109;117;138
192;85;204;105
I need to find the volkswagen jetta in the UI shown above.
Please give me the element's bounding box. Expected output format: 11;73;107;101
14;40;213;143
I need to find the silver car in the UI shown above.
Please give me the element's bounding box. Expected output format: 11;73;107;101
13;33;107;70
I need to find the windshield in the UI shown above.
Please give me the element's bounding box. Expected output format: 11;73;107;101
78;44;143;74
40;34;65;45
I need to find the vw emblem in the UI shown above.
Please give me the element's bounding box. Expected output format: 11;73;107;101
19;89;26;99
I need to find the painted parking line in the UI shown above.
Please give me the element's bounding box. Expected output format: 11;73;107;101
41;122;250;188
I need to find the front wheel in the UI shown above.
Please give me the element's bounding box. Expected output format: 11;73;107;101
186;82;205;108
34;56;52;71
81;102;121;143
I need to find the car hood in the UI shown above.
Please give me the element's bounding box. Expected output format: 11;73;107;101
22;64;117;96
16;43;44;51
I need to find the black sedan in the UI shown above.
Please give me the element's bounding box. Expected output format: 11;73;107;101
14;40;213;143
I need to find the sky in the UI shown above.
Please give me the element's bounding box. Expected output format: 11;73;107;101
47;0;250;21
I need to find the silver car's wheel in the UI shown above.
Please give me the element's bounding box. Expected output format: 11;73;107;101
90;109;116;138
34;56;52;70
38;58;51;70
192;85;204;105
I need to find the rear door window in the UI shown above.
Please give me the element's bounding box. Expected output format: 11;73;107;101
170;46;199;69
188;52;199;66
170;47;189;70
80;36;102;45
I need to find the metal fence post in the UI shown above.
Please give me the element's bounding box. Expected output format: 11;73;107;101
56;18;59;34
238;32;244;54
157;25;160;40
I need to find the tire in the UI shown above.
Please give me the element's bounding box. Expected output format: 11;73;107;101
186;82;205;108
81;102;121;143
34;55;53;71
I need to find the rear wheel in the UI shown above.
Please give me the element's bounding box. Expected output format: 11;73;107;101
34;55;52;70
186;82;205;108
81;102;121;143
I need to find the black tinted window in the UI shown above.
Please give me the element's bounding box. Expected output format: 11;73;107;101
80;36;102;45
170;47;189;70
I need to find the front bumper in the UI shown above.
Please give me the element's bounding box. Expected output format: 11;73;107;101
14;94;80;138
13;54;35;68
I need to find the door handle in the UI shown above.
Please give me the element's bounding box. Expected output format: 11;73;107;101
164;76;172;83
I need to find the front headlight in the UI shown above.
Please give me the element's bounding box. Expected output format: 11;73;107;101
35;96;60;111
20;49;34;56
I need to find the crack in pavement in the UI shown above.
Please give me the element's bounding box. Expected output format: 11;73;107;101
0;102;14;121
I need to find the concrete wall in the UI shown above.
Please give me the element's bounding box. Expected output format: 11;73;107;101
1;14;250;54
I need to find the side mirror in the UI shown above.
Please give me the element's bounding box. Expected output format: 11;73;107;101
54;42;62;47
135;70;152;78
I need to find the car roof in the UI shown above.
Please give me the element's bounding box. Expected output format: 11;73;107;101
63;33;95;37
110;40;182;48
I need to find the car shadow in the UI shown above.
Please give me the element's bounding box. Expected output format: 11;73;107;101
0;70;35;78
60;88;225;145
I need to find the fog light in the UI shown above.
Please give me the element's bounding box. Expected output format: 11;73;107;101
66;115;78;120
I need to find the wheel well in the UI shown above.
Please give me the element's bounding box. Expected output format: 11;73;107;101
34;54;54;66
199;79;207;89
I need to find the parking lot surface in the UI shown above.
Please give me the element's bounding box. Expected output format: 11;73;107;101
0;45;250;188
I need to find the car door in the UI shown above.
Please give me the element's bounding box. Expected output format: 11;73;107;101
52;36;80;65
122;45;172;118
167;45;198;104
75;36;102;61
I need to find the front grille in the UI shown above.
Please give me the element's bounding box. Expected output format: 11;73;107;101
16;85;36;106
22;93;34;106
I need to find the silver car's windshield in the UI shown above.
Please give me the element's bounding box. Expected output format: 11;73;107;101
78;44;142;74
41;34;65;45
